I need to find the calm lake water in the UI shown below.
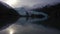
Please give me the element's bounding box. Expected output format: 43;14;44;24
0;17;60;34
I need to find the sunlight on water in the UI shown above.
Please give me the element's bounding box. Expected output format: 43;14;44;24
9;29;14;34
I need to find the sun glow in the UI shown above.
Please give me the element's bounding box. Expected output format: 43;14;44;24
9;29;14;34
5;0;17;7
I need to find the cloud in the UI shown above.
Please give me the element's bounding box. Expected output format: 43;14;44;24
14;0;60;8
1;0;60;8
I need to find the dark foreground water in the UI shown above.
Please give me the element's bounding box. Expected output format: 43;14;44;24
0;17;60;34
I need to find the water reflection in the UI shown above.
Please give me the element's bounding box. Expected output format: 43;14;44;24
15;17;48;25
0;17;60;34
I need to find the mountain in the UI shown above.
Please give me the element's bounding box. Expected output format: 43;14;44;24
15;7;28;15
32;3;60;30
15;6;43;16
0;1;20;31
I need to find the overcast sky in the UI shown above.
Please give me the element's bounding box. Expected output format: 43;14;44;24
0;0;60;8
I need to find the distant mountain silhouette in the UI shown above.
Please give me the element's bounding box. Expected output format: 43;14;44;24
15;7;45;18
0;1;20;31
32;3;60;30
